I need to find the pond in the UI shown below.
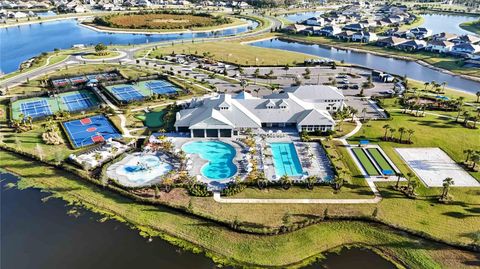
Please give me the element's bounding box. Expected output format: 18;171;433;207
251;38;480;94
1;172;397;268
420;13;479;35
282;11;325;24
0;18;259;74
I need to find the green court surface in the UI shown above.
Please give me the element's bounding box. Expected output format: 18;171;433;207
144;110;165;129
11;90;100;120
367;148;395;173
352;148;380;176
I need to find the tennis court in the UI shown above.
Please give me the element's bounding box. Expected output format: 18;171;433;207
110;85;145;102
62;92;96;112
145;80;179;95
19;100;52;119
63;115;122;148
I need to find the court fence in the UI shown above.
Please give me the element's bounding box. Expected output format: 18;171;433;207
48;69;124;91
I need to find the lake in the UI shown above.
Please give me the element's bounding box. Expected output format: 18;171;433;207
420;13;479;35
251;38;480;94
0;19;258;74
1;172;395;269
282;11;324;24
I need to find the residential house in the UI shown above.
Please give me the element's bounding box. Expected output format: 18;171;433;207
408;27;432;39
431;32;458;42
336;30;356;41
304;16;325;26
352;31;378;43
376;36;408;47
451;34;480;45
342;23;365;32
426;40;454;53
396;39;427;51
452;43;480;56
317;25;342;36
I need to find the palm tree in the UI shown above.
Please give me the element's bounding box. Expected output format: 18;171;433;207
423;82;430;91
305;176;316;190
462;111;470;125
476;91;480;103
395;172;403;188
464;149;474;163
389;128;396;141
283;64;290;76
280;175;292;190
406;129;415;144
361;108;367;122
27;116;33;128
382;124;390;140
440;177;454;201
456;108;464;122
333;175;344;190
441;81;447;92
398;127;406;143
470;153;480;170
94;152;102;161
350;108;358;122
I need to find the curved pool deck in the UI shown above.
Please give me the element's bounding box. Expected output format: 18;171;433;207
106;152;173;187
182;140;238;182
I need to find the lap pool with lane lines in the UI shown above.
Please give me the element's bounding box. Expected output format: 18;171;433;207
270;143;304;177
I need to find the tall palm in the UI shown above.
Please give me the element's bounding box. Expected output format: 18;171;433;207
476;91;480;103
389;128;396;141
361;108;367;121
398;127;406;143
305;176;316;190
464;149;474;163
462;111;470;124
441;177;454;200
333;175;344;190
471;153;480;170
406;129;415;144
350;108;358;122
395;173;403;188
280;175;292;190
382;124;390;140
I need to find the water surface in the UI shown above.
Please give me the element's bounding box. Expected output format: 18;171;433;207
420;13;479;35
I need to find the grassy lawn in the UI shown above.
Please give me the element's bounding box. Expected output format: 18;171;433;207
283;34;480;79
352;148;379;176
460;20;480;35
82;51;121;60
144;34;320;66
1;150;478;269
367;148;395;172
230;185;374;199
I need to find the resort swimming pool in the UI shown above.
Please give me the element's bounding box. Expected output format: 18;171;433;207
270;143;303;177
182;141;237;180
107;153;173;187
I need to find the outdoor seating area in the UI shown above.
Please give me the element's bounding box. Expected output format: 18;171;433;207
69;138;131;170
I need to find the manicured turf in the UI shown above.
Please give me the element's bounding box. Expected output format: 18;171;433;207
144;110;165;129
352;148;380;176
367;148;395;175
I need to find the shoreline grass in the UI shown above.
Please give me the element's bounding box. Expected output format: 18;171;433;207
1;150;479;269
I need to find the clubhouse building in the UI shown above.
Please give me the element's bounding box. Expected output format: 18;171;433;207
174;85;345;138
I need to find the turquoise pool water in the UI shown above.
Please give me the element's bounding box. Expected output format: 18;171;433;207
270;143;303;177
182;141;237;180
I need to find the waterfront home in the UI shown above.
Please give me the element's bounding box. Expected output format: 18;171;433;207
8;11;28;19
342;23;365;31
426;40;454;53
451;34;480;45
396;39;427;51
285;24;309;34
451;43;480;56
432;32;458;42
317;25;342;36
376;36;408;48
174;86;344;137
336;30;356;41
352;31;378;43
304;17;325;26
408;27;433;39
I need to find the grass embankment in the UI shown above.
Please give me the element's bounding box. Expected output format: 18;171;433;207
144;34;319;66
231;185;374;199
460;20;480;35
282;34;480;79
1;150;479;269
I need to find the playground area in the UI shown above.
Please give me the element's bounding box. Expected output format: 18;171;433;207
105;79;180;102
62;115;122;148
11;90;101;120
395;148;480;187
